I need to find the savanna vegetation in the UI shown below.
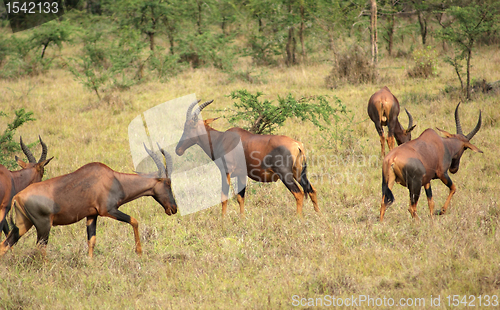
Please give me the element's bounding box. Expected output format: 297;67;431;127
0;0;500;308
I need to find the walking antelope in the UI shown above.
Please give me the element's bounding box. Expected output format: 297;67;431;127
367;86;416;157
0;136;52;237
380;103;482;221
175;99;319;217
0;144;177;258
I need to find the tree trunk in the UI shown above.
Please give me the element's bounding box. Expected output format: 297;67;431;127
197;0;203;35
386;14;395;56
286;26;296;66
299;4;306;62
285;1;296;66
41;43;48;59
418;11;427;45
221;16;227;35
466;46;472;100
370;0;378;65
148;32;155;51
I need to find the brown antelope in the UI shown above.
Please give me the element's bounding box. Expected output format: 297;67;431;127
380;103;482;221
0;144;177;258
175;99;319;217
0;136;52;237
367;86;416;157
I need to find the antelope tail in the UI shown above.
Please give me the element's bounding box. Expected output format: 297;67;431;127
296;147;313;196
382;163;395;206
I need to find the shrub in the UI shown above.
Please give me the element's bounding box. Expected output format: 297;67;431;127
407;46;438;78
325;45;376;88
224;89;347;135
0;109;36;169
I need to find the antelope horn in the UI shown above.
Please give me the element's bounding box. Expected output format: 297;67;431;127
455;102;464;135
144;143;166;178
38;136;47;163
466;110;482;141
186;99;202;120
405;108;414;130
192;99;214;122
157;143;173;178
20;136;36;163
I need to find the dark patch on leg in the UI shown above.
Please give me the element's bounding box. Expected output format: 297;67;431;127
298;161;313;194
1;218;9;236
382;172;395;206
86;215;98;241
424;185;432;198
108;209;131;223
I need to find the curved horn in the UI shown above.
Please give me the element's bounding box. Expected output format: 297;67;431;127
455;102;464;135
144;143;166;178
38;135;47;163
20;136;36;163
186;99;201;120
466;110;482;141
405;108;414;130
157;143;173;178
192;99;214;122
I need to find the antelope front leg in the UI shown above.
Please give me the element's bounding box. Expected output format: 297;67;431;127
86;215;98;258
108;209;142;255
436;174;456;215
236;176;247;217
221;173;230;217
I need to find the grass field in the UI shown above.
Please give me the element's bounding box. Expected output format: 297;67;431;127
1;44;500;309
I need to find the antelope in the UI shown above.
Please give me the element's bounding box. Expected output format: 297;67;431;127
367;86;416;157
380;103;482;221
0;136;52;237
0;144;177;258
175;99;319;217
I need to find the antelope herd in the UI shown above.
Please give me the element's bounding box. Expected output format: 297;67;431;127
0;87;483;258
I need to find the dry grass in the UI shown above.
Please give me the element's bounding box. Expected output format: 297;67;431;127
0;44;500;309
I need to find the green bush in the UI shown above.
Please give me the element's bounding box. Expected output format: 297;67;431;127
325;45;377;88
0;109;36;169
407;46;438;78
224;89;347;135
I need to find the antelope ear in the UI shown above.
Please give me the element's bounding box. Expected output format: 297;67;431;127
406;125;417;134
464;142;483;153
436;127;454;138
41;156;54;167
204;117;220;125
16;156;28;168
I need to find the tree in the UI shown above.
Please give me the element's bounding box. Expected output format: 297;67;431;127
370;0;378;65
438;3;499;100
225;89;347;135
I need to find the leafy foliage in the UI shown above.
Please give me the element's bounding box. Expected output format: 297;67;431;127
225;89;347;135
407;46;439;78
437;4;500;99
0;109;36;169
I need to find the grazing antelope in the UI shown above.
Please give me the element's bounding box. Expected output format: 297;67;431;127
380;103;482;221
0;136;52;237
0;144;177;258
367;86;416;157
175;99;319;217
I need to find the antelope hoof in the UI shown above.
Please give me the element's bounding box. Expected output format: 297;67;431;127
434;209;444;215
